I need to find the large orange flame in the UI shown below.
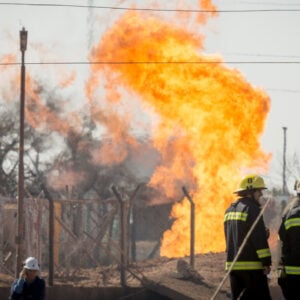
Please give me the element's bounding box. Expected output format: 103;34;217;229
1;1;271;257
88;8;271;256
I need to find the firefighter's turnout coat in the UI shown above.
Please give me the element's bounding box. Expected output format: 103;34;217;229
224;196;271;271
279;199;300;275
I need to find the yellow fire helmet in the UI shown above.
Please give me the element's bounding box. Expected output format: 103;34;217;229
294;180;300;193
234;174;267;194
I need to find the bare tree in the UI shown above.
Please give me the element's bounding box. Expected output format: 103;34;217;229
0;109;19;196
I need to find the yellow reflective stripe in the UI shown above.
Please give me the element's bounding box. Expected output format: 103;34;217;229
285;266;300;275
224;212;248;222
256;248;271;259
225;261;263;270
284;218;300;230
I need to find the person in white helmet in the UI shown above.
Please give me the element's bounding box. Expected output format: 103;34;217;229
9;257;45;300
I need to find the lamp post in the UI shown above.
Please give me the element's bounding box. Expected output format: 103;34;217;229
16;27;27;277
282;127;288;195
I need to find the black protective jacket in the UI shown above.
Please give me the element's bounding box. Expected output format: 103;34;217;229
279;198;300;275
224;196;271;271
10;276;45;300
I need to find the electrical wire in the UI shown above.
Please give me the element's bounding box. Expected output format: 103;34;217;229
241;1;300;7
223;52;300;59
1;60;300;66
266;88;300;94
0;2;300;12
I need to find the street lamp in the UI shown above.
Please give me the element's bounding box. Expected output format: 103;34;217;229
282;127;288;195
16;27;27;277
20;27;28;53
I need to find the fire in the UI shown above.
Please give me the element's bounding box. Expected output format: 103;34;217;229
0;53;86;195
25;76;79;135
59;70;76;88
1;1;271;257
88;6;271;257
0;54;81;136
0;54;19;102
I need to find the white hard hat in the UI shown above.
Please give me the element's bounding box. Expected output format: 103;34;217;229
24;257;39;270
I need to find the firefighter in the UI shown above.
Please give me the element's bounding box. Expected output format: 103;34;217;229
278;179;300;300
224;174;272;300
9;257;45;300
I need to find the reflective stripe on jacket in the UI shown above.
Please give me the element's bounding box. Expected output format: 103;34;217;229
285;265;300;275
226;261;263;270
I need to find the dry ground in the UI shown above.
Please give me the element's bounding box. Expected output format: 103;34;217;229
0;252;284;299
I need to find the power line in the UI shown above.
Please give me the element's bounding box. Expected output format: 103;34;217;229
223;52;300;59
1;62;300;93
1;60;300;66
1;2;300;12
266;88;300;94
241;1;300;7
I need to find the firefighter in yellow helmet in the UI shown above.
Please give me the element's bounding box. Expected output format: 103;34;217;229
224;174;272;300
278;180;300;299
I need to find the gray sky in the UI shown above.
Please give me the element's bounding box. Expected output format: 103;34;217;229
0;0;300;190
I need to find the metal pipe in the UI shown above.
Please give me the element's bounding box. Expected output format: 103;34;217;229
112;185;127;287
130;203;137;262
182;186;195;268
41;184;54;286
129;183;143;262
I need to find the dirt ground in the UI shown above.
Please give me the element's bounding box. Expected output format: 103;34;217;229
0;252;284;299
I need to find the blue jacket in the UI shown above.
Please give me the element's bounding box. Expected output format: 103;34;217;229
10;276;45;300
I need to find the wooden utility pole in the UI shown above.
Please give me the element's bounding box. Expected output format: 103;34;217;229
16;27;28;277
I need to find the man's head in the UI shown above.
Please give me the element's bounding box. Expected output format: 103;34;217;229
234;174;267;202
22;257;39;281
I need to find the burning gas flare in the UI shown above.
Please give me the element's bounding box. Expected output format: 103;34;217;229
1;1;271;257
88;7;271;256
